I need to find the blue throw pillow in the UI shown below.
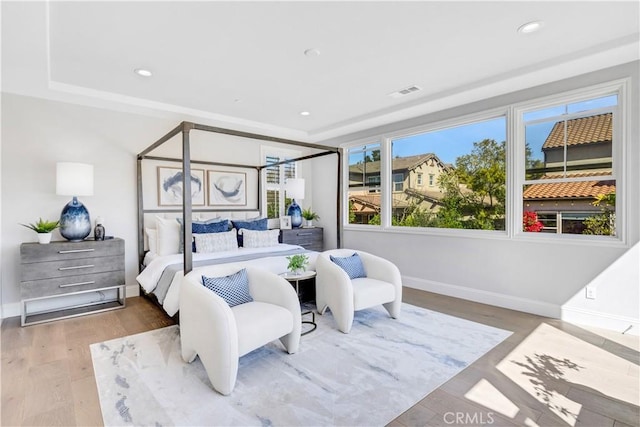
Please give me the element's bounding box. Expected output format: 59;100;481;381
177;218;229;252
231;218;268;246
231;218;268;231
201;268;253;307
330;253;367;279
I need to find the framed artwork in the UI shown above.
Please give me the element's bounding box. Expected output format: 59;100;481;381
157;167;205;206
280;215;292;230
208;171;247;206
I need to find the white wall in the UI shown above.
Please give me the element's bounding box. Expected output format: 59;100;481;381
323;62;640;335
1;93;171;316
1;93;320;318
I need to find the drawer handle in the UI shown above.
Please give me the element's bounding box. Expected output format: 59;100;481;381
297;232;313;236
58;249;95;254
59;280;96;288
58;264;94;271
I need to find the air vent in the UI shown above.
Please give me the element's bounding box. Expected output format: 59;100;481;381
388;85;422;98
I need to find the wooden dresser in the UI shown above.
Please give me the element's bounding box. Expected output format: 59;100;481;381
20;238;126;326
280;227;323;251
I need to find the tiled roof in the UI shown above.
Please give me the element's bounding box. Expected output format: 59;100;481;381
523;172;615;199
349;153;444;175
543;113;612;149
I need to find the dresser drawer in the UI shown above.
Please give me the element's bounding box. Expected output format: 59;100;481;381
281;228;323;251
21;255;124;281
19;238;126;326
21;270;125;300
20;239;124;263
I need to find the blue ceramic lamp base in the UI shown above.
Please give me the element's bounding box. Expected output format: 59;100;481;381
287;200;303;228
60;196;91;242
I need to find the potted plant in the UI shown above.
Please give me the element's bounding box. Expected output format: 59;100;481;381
301;207;320;228
21;218;60;244
286;254;309;275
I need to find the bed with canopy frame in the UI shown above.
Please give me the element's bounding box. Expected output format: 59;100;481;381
135;121;341;315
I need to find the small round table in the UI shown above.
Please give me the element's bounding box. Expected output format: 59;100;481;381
280;270;317;335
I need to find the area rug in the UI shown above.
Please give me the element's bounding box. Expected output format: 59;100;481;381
91;303;511;426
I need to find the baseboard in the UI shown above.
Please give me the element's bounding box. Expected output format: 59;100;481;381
2;302;21;319
402;275;561;319
561;306;640;336
403;275;640;336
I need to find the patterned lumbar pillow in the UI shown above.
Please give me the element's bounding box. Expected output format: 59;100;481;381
231;218;268;246
193;229;238;253
176;218;229;253
201;268;253;307
330;253;367;279
241;229;280;248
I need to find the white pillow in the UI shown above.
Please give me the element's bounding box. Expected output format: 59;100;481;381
241;229;280;248
156;216;180;256
194;229;238;253
145;228;157;254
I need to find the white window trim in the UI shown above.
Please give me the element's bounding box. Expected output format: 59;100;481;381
340;78;629;247
342;138;384;228
261;145;302;218
512;78;629;246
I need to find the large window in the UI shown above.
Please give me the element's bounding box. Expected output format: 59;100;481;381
521;94;617;237
265;154;296;219
389;117;506;230
342;80;627;242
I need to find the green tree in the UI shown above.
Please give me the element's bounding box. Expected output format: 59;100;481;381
364;150;381;163
425;138;506;230
525;142;545;179
583;193;616;236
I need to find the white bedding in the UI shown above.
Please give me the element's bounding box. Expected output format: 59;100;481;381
136;244;317;317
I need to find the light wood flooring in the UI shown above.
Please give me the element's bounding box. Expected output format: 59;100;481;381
1;289;638;426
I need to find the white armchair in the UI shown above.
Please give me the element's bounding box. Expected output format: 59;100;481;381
180;265;301;395
316;249;402;334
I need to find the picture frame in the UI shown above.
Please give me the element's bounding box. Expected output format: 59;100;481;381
157;167;205;206
208;170;247;206
279;215;292;230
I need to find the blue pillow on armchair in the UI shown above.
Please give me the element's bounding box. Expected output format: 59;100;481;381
201;268;253;307
330;253;367;279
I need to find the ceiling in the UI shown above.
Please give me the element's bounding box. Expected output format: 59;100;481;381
2;1;639;143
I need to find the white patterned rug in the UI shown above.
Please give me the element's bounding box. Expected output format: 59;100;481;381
91;303;511;426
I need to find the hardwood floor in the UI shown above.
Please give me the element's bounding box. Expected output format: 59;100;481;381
1;290;638;426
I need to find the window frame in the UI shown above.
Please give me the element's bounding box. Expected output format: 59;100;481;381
261;146;302;219
341;78;629;246
513;79;628;245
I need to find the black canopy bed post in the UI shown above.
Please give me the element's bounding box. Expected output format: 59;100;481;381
181;122;194;275
337;147;343;249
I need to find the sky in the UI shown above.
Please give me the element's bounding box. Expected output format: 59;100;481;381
391;117;506;164
378;94;617;166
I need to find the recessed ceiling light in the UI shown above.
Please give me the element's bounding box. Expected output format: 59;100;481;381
300;111;311;116
304;48;320;57
134;68;153;77
518;21;544;34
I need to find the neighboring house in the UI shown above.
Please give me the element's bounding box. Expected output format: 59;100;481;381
349;153;451;223
523;113;615;234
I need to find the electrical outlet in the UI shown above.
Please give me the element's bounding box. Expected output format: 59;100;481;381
585;286;596;300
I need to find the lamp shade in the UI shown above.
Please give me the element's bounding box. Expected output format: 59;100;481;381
56;162;94;196
285;178;305;200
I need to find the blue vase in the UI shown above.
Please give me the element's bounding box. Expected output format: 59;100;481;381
60;197;91;241
287;199;303;228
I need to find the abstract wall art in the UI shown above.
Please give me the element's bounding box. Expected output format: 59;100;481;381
208;171;247;206
157;167;205;206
